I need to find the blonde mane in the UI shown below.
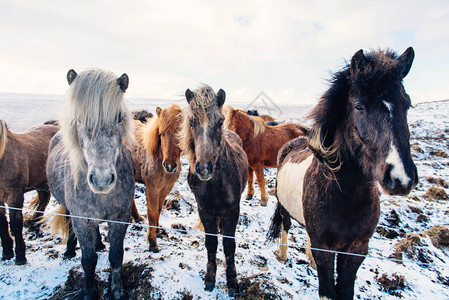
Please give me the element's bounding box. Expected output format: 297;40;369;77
0;120;7;160
222;105;234;130
60;69;134;184
236;109;266;137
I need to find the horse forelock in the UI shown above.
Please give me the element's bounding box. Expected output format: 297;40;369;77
350;48;401;87
142;105;182;156
0;120;7;159
60;69;134;183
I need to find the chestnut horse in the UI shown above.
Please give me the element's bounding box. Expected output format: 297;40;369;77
0;120;59;264
224;107;307;205
181;85;248;295
129;104;182;252
268;48;418;299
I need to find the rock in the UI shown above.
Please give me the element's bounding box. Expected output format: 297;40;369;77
423;187;448;200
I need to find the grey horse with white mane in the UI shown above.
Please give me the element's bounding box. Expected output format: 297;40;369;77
46;69;135;299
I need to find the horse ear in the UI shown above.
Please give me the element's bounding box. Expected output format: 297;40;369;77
217;89;226;107
185;89;195;103
398;47;415;79
350;49;365;75
67;69;77;85
156;107;162;117
117;73;129;92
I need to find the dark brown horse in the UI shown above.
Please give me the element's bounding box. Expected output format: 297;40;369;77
0;120;59;264
268;48;418;299
224;107;307;205
181;85;248;295
132;109;153;123
129;104;182;252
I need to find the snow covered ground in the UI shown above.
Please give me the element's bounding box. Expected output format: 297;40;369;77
0;94;448;299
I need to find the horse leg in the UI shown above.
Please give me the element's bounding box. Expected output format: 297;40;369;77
254;164;268;206
108;221;128;300
73;219;99;299
145;188;160;252
277;225;288;263
312;242;337;300
245;166;255;200
156;185;172;237
28;187;51;232
95;226;105;252
221;211;239;295
64;213;78;259
131;199;143;223
335;242;368;300
9;193;26;265
200;212;218;291
0;203;13;260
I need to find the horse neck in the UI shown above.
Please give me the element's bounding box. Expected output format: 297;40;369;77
235;113;255;144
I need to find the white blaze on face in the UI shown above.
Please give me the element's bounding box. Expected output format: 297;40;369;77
383;100;393;119
276;155;314;225
385;142;411;186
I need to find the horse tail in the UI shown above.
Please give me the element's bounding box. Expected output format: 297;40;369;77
267;202;291;242
45;205;70;243
27;194;40;211
0;119;7;159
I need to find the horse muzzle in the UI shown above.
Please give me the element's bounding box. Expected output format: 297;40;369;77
87;167;117;194
195;161;214;181
162;161;178;174
378;163;418;196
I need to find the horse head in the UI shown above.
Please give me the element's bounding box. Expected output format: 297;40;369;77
348;48;418;195
156;105;182;173
63;69;134;194
183;85;226;181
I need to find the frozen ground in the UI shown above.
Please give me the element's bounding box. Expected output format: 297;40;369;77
0;94;448;299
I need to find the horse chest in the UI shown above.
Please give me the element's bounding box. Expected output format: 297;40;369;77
276;155;314;225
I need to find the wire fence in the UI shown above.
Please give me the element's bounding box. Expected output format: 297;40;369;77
1;204;448;269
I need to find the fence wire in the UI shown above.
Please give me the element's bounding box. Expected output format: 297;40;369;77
1;205;448;269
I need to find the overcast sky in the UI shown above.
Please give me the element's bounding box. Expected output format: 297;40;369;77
0;0;448;104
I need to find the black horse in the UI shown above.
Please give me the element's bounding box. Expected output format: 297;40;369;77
268;48;418;299
180;85;248;295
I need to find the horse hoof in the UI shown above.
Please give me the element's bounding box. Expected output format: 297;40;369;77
227;281;240;296
245;195;253;200
260;200;268;206
95;243;106;252
204;284;215;292
63;252;77;260
148;247;159;253
274;250;287;264
15;258;27;265
2;252;14;261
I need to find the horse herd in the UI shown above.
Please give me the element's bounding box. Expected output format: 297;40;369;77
0;47;418;300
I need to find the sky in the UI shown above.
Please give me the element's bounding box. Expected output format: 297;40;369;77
0;0;448;104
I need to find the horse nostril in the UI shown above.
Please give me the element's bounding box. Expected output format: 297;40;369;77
172;163;177;171
162;161;166;168
89;174;95;186
207;162;213;174
108;173;115;185
383;165;395;189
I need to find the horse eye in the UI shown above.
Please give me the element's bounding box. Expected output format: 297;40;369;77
217;120;223;128
117;113;123;123
354;103;365;112
189;119;195;128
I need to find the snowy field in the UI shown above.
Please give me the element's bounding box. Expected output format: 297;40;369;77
0;93;448;299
